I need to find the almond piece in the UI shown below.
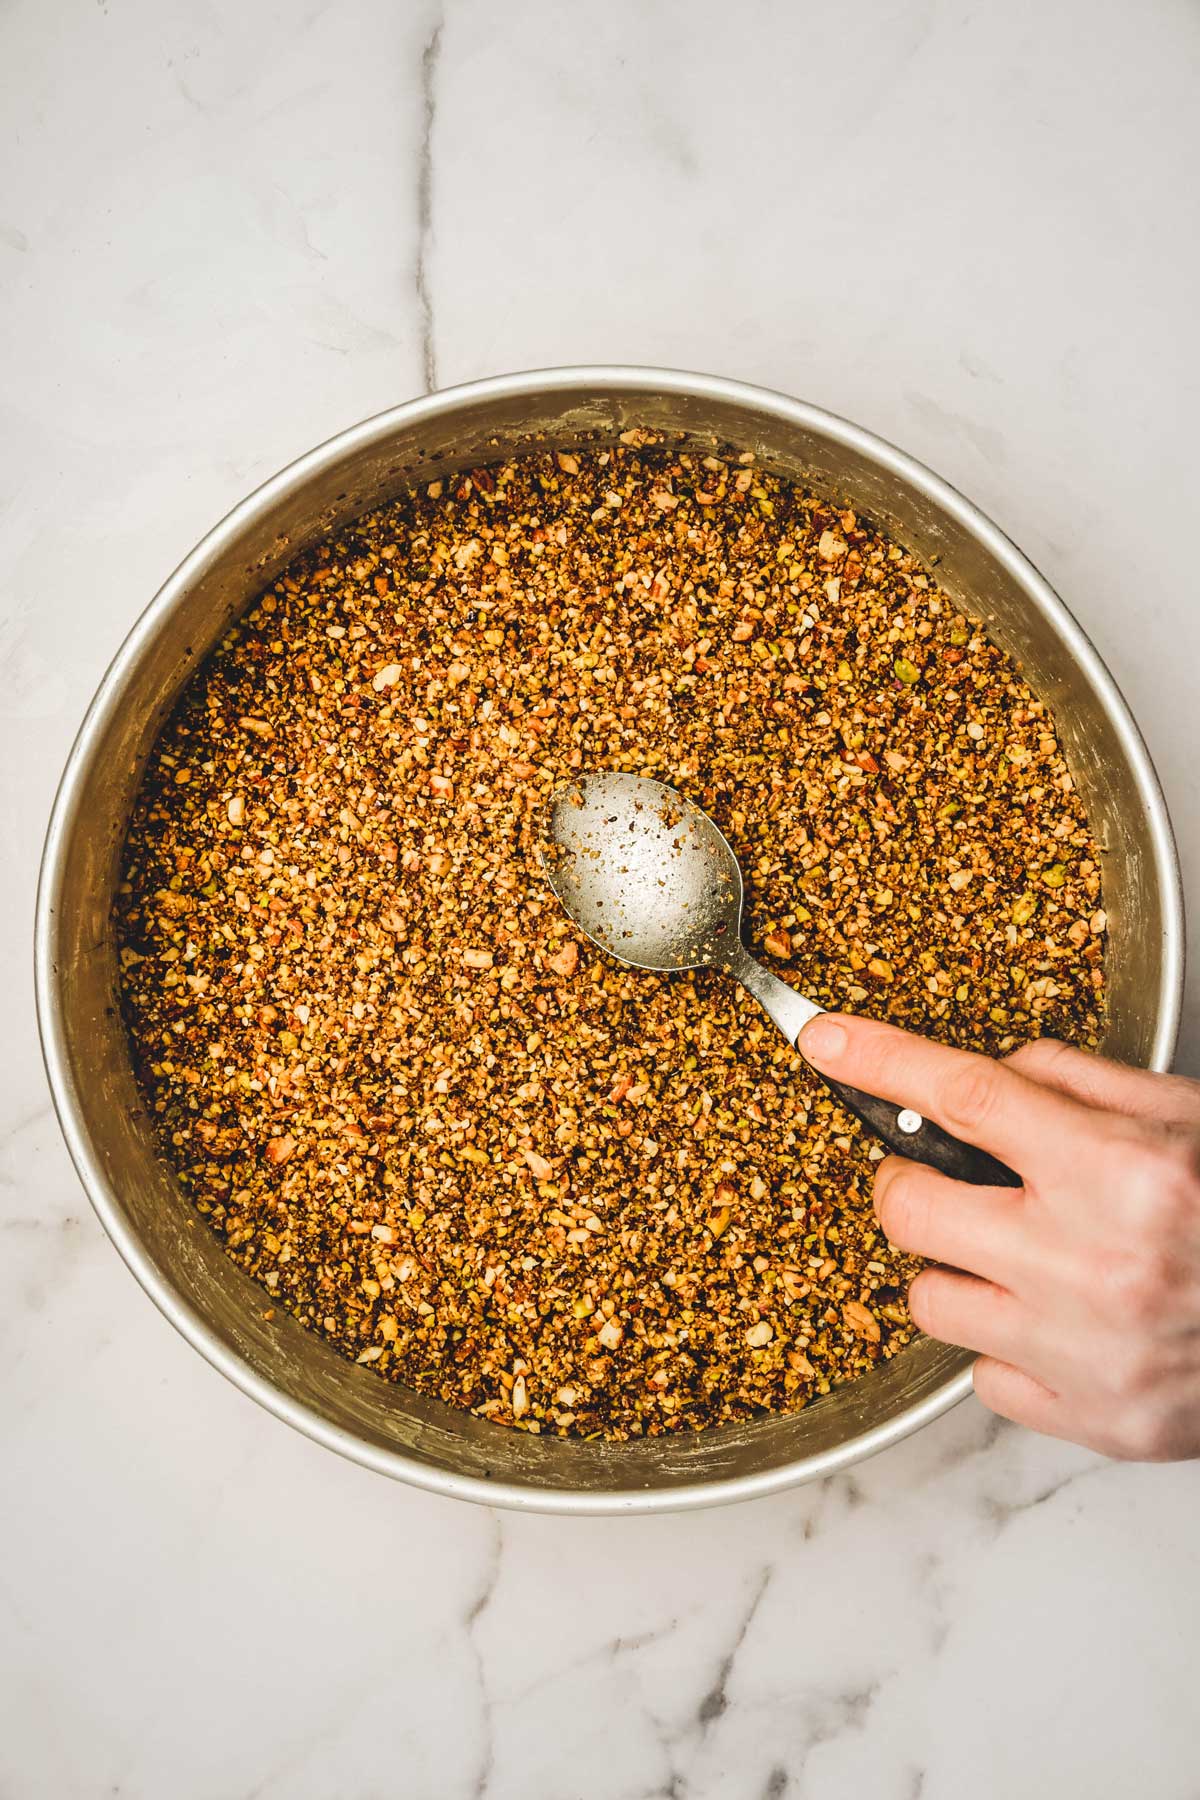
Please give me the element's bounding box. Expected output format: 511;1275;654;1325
842;1300;882;1342
547;942;578;978
781;1267;808;1302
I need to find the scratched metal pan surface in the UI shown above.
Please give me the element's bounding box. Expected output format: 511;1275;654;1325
34;369;1184;1512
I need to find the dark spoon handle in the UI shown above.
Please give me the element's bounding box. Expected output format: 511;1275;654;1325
820;1077;1023;1188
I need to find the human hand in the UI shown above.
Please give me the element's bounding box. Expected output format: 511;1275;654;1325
797;1013;1200;1460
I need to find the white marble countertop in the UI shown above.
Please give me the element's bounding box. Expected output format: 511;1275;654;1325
3;2;1198;1795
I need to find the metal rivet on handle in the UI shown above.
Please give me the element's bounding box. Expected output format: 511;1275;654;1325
897;1108;923;1134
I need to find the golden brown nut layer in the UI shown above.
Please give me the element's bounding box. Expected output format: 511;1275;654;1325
117;443;1104;1439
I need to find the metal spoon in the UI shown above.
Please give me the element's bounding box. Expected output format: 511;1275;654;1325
542;772;1020;1188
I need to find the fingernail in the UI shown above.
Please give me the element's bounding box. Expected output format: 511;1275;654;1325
798;1015;848;1065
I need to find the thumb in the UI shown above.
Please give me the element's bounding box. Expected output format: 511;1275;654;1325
1005;1038;1199;1129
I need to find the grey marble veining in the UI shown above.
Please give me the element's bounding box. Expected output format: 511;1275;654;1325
2;1;1199;1795
415;15;443;394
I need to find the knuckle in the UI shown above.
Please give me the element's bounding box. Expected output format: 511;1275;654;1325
942;1056;1001;1134
1094;1247;1166;1327
1125;1135;1199;1231
1165;1127;1200;1186
1109;1342;1160;1402
1165;1082;1200;1132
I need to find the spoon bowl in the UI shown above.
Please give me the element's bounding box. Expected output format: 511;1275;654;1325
544;771;745;972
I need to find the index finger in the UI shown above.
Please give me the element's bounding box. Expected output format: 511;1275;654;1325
797;1012;1103;1176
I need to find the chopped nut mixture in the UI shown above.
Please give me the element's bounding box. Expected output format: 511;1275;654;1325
116;442;1106;1439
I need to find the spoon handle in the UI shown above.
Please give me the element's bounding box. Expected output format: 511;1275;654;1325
814;1076;1022;1188
726;948;1021;1189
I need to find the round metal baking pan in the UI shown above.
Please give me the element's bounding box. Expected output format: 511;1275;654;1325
35;368;1185;1511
